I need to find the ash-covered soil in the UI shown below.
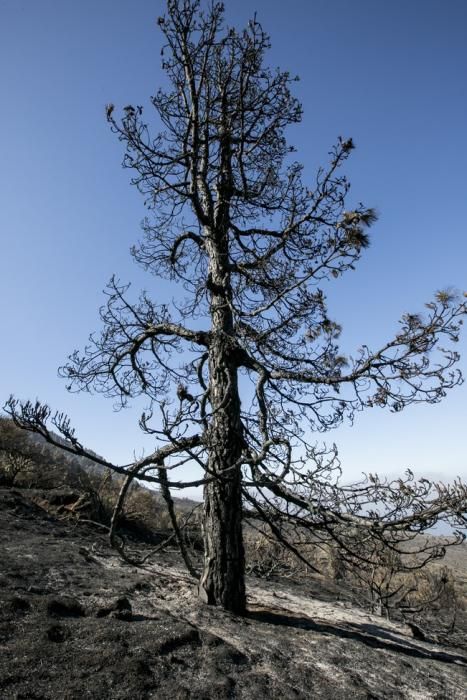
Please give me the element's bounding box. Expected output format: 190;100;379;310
0;488;466;699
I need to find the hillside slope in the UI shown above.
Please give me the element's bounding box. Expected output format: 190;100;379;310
1;488;466;699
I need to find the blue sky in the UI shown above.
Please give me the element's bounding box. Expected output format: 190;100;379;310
1;0;466;494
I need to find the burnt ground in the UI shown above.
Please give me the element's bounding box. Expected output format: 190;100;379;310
0;488;466;699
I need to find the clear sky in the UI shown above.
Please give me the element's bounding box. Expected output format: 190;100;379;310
1;0;466;496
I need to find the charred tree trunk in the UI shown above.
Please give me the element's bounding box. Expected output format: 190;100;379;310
198;333;245;613
199;204;246;613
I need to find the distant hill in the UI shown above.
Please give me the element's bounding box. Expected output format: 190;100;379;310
0;415;200;526
0;415;107;475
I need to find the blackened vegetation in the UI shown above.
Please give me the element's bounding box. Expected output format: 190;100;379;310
5;0;467;613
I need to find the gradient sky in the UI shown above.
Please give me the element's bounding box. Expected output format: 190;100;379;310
1;0;466;496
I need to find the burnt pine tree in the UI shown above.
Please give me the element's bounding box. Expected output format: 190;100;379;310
7;0;467;614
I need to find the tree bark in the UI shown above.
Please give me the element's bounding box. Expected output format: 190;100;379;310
199;333;245;613
199;213;246;613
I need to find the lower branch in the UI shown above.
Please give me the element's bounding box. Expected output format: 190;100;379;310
158;465;199;578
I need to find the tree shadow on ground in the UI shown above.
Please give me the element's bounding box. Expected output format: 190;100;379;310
247;608;467;667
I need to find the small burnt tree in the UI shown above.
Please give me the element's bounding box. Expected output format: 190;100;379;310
7;0;467;614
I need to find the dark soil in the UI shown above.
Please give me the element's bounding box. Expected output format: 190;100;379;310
0;488;466;699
